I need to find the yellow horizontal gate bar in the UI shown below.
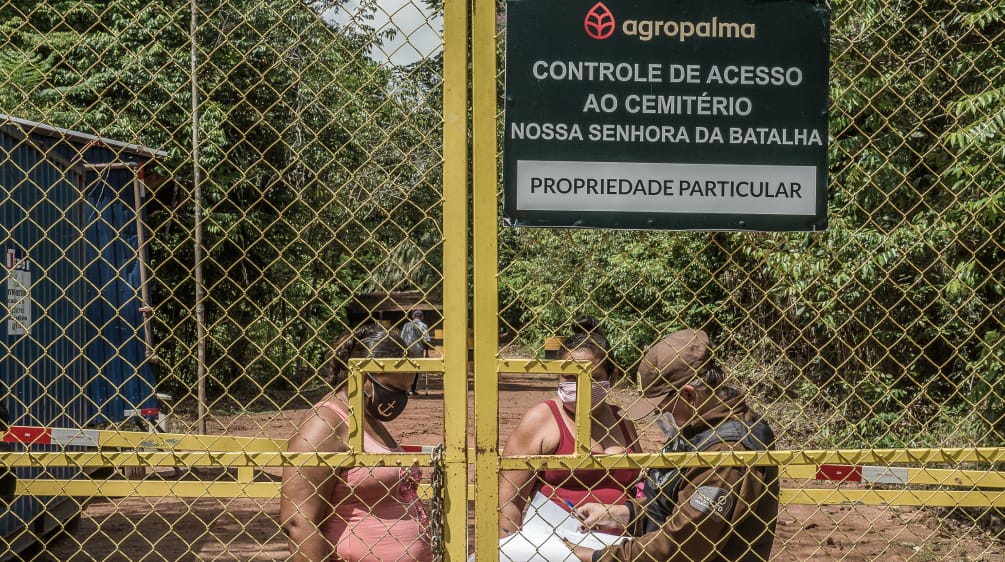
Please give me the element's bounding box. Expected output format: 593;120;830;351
17;480;1005;507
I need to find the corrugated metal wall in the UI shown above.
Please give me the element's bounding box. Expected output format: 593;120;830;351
0;121;160;550
0;123;89;546
74;146;157;425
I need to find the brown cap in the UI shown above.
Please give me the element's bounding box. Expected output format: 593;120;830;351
624;329;711;420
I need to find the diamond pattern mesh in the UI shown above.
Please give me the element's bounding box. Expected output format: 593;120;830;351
0;0;1002;560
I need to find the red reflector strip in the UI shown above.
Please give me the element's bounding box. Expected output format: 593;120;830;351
124;408;160;417
3;426;52;445
816;464;863;482
399;445;435;453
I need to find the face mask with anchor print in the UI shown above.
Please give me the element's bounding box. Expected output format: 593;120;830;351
364;375;409;421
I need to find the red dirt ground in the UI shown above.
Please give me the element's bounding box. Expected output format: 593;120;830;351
37;372;1004;561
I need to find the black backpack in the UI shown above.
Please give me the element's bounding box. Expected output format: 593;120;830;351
636;419;776;535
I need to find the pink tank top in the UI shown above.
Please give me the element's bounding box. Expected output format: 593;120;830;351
536;401;640;531
316;401;433;562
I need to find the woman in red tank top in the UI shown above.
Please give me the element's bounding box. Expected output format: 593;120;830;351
499;317;641;537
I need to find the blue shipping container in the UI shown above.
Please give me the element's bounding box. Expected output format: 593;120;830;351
0;114;165;552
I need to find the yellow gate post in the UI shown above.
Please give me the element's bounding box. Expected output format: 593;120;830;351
472;0;500;558
442;0;470;556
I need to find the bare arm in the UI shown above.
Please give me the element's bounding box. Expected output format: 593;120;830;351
573;410;638;537
281;405;349;562
498;402;558;537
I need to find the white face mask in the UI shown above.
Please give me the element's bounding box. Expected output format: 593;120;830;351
557;380;611;410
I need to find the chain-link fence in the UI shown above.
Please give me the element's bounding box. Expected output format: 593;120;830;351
1;0;1003;560
2;1;453;560
486;0;1005;560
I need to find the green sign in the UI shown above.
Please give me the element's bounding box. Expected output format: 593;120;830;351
503;0;830;231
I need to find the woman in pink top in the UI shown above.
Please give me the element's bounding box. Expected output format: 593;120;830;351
281;325;432;562
499;317;641;537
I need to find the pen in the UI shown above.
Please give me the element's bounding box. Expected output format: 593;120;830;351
564;499;582;519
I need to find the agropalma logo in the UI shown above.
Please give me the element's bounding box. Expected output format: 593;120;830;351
583;2;757;42
584;2;616;40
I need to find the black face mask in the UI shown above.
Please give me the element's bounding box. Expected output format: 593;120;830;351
364;376;409;422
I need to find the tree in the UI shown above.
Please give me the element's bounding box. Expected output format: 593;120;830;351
0;0;446;401
493;1;1004;449
738;0;1005;447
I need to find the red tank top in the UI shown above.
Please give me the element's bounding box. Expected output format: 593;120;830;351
536;400;641;518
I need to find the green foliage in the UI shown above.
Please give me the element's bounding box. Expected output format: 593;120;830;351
968;330;1005;441
0;0;443;400
496;0;1004;450
0;48;45;109
729;0;1005;448
498;228;735;371
1;0;1000;452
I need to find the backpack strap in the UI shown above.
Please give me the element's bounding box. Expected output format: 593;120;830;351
690;419;775;452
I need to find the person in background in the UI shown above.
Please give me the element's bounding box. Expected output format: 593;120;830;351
498;316;641;537
400;310;433;396
281;324;432;562
564;329;779;562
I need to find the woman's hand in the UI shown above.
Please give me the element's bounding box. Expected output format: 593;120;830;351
576;502;630;532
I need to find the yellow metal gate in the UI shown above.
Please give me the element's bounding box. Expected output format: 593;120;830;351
0;0;1003;561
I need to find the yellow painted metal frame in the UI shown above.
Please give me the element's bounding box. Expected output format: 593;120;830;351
780;464;1005;488
441;0;469;554
3;0;1005;556
4;448;1004;471
345;358;441;452
780;489;1005;507
471;0;498;557
495;448;1005;470
0;0;472;547
8;441;1005;514
497;359;595;453
13;481;1005;508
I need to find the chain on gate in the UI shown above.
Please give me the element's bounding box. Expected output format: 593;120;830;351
428;443;446;561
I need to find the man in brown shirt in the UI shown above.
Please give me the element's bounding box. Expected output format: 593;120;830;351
564;329;779;562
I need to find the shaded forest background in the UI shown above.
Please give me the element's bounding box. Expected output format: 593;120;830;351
1;0;1002;451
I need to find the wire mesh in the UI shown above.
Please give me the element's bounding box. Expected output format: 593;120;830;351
2;0;449;560
490;0;1005;560
0;0;1002;561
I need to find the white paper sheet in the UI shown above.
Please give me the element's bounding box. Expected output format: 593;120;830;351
470;492;626;562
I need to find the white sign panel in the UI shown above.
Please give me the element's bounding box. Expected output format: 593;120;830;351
6;248;31;335
516;160;816;215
